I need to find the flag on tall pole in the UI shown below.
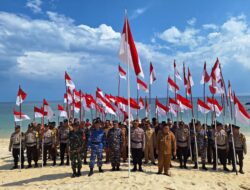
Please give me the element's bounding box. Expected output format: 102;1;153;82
58;104;68;118
13;110;30;122
137;78;148;92
200;62;210;84
174;61;182;81
234;94;250;124
16;85;27;170
167;76;179;92
118;11;142;176
197;99;210;114
65;71;75;90
118;65;127;80
16;87;27;106
149;62;156;119
119;15;144;78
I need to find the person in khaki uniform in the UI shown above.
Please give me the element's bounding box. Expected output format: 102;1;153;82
120;123;128;162
156;123;176;176
144;120;156;165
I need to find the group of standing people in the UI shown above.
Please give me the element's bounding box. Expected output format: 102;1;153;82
9;117;247;177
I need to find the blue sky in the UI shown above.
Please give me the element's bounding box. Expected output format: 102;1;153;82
0;0;250;102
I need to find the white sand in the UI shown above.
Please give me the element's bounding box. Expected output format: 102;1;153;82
0;137;250;190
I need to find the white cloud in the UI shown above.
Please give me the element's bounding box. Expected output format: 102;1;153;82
203;24;218;30
187;17;197;26
157;26;200;48
26;0;42;13
131;7;148;19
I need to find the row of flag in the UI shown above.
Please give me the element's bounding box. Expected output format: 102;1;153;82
13;15;250;126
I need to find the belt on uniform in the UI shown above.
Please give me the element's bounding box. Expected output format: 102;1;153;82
217;144;226;147
131;140;142;144
177;140;187;143
92;142;102;145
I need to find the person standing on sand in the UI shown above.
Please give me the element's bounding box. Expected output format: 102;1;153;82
214;122;230;171
131;119;145;172
43;124;55;166
107;120;123;171
69;122;84;178
229;125;247;174
144;119;156;165
88;118;106;176
175;121;189;169
25;124;39;168
156;123;176;176
9;125;25;169
58;119;70;166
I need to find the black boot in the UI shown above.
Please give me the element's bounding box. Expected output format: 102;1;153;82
60;159;64;166
99;166;104;173
183;163;188;169
180;161;183;169
77;167;81;177
138;165;144;172
132;165;137;172
231;166;236;172
34;163;38;168
202;163;208;171
223;165;230;172
111;166;116;171
71;168;77;178
88;168;94;177
193;162;198;169
239;164;244;174
116;166;120;171
66;156;70;166
53;160;56;166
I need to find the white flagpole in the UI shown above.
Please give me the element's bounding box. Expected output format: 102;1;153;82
19;86;22;170
125;9;131;177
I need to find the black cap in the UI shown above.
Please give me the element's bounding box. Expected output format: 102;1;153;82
232;124;240;129
63;119;68;123
15;125;20;129
94;118;101;124
195;120;201;126
216;121;223;126
45;124;49;128
113;120;118;124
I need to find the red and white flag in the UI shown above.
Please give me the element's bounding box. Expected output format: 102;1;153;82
137;78;148;92
207;97;223;117
169;98;178;117
150;62;156;85
14;110;30;122
168;76;179;92
119;17;144;78
66;88;73;103
65;72;75;90
234;94;250;124
156;97;169;116
43;99;54;119
228;80;234;103
197;99;210;114
105;94;116;103
183;63;187;87
16;86;27;106
119;65;127;80
139;97;144;110
188;68;194;87
176;94;192;111
34;106;45;118
96;91;116;115
210;58;221;83
200;62;210;84
58;104;68;118
174;61;182;81
73;89;82;102
74;101;81;113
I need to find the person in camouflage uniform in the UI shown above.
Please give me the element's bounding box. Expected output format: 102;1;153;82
194;121;208;170
107;120;123;171
69;122;84;178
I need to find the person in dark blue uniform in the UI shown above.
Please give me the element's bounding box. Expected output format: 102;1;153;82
88;118;106;176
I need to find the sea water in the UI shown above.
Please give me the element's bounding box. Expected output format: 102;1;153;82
0;96;250;138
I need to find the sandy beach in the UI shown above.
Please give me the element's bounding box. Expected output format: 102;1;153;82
0;137;249;190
